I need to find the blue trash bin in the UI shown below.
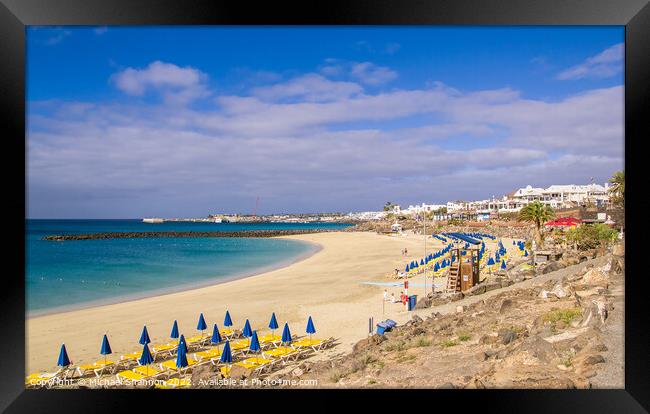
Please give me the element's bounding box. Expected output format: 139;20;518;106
408;295;418;311
376;322;389;335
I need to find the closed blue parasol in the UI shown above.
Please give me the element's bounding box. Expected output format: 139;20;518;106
175;339;189;370
249;331;261;364
405;264;409;272
224;310;233;327
269;312;279;338
281;323;293;344
220;340;233;364
57;343;71;367
487;256;495;266
138;343;154;377
139;325;151;345
242;319;252;337
170;320;179;342
501;260;507;270
306;316;316;342
178;334;188;354
524;250;529;257
211;323;222;346
100;334;112;364
197;313;207;336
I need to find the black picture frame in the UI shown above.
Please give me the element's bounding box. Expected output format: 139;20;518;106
1;0;648;412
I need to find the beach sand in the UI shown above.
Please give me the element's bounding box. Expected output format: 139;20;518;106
26;231;510;374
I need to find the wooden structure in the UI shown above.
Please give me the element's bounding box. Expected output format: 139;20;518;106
446;247;480;293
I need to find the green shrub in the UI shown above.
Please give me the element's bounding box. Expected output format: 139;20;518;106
566;223;619;250
440;339;458;348
543;308;582;324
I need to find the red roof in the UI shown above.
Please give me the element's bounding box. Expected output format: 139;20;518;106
545;217;582;227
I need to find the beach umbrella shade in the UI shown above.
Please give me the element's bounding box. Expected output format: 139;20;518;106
100;334;112;365
501;260;507;270
306;316;316;342
220;341;233;364
57;343;71;367
139;325;151;345
487;257;495;266
249;331;261;364
138;343;154;377
281;323;293;344
197;313;207;336
170;320;179;343
420;259;425;266
524;250;529;257
175;339;189;372
211;323;222;347
405;264;410;272
269;312;279;337
242;319;253;337
224;310;233;327
178;334;188;354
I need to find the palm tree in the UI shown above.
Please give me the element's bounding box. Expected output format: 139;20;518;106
608;170;624;207
518;201;555;248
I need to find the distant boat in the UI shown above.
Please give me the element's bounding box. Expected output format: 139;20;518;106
142;218;164;223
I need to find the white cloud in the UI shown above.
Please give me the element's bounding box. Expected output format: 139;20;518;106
556;43;624;80
27;64;624;217
350;62;398;86
251;74;363;103
111;61;210;104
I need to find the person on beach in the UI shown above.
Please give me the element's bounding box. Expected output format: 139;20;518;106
391;293;397;303
404;248;408;256
383;289;388;302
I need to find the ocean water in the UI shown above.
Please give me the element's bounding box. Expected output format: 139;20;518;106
26;220;351;315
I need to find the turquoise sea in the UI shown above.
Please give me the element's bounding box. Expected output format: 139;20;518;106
26;220;351;315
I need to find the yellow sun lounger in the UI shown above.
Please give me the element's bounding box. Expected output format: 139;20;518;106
120;351;141;361
133;365;163;377
155;377;192;389
194;349;221;361
159;357;199;373
259;334;282;344
234;356;276;374
152;343;176;354
230;339;250;351
263;346;298;363
75;360;116;377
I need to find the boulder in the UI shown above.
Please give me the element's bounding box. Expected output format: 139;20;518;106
456;305;465;313
612;243;624;257
191;364;216;387
541;261;561;274
498;299;514;314
582;268;608;285
467;284;486;296
450;292;464;302
484;282;501;292
414;298;432;310
516;335;558;364
411;314;424;324
498;329;517;345
228;364;253;380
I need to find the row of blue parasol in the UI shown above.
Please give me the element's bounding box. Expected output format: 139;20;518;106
405;243;452;273
54;312;318;373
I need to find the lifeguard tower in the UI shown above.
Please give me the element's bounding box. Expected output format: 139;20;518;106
444;233;481;293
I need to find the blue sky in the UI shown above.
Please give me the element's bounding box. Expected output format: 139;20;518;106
27;27;624;218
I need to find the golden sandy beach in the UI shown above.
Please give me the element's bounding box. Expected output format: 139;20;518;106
27;231;459;374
